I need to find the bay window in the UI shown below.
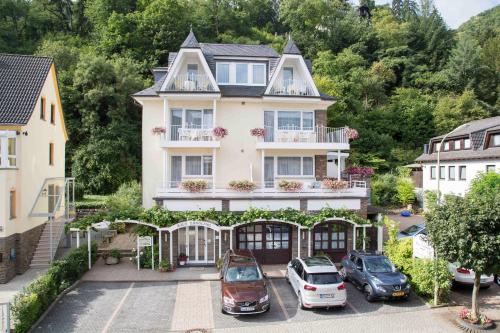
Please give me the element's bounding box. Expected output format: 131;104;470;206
277;156;314;176
0;132;17;168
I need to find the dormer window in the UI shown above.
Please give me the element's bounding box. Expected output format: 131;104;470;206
491;134;500;147
216;62;267;85
283;67;293;86
187;64;198;81
464;138;471;149
443;141;450;151
0;132;17;168
454;140;461;150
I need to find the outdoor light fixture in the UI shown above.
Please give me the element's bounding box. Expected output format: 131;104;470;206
22;131;28;136
42;188;48;197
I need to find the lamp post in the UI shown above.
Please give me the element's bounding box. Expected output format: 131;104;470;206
433;123;468;306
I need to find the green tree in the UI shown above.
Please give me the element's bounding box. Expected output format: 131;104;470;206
433;90;489;133
426;177;500;320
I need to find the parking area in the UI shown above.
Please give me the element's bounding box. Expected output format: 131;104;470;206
35;278;429;332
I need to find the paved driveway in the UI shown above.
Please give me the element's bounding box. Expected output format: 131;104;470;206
35;278;431;333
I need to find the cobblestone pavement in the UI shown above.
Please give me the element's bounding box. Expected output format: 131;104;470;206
36;279;464;333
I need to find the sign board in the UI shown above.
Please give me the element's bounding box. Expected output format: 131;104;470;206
138;236;152;247
413;234;434;259
168;220;220;232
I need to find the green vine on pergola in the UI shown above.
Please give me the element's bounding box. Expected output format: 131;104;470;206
67;206;373;231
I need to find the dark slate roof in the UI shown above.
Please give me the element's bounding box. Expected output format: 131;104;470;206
180;29;200;48
283;39;301;55
133;73;167;97
0;53;53;125
416;116;500;163
219;86;267;98
199;43;279;58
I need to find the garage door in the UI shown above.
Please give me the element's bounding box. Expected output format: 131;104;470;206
236;222;292;265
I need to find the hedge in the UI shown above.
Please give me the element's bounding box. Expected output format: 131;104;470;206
12;243;97;333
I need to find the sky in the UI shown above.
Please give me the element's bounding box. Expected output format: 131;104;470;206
354;0;500;29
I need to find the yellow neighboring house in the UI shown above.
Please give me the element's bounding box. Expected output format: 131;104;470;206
0;53;74;283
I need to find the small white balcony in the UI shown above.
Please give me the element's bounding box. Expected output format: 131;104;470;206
268;79;315;96
166;74;216;92
256;126;350;150
160;125;220;148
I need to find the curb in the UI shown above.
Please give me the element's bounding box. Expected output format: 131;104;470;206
27;279;82;333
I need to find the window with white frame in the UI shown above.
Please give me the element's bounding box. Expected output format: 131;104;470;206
182;109;213;129
215;62;267;85
430;166;436;179
187;64;198;81
443;141;450;151
0;132;17;168
277;111;314;130
439;166;445;180
464;138;471;149
185;156;213;176
454;140;461;150
492;134;500;147
277;157;314;176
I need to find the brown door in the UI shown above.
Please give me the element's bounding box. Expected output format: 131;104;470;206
313;221;348;263
236;222;292;265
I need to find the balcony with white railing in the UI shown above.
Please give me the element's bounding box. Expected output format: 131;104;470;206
256;125;349;150
156;179;368;198
166;74;216;92
268;79;315;96
160;125;221;148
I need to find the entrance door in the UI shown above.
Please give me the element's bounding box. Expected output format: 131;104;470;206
264;156;274;188
236;222;292;265
313;222;348;263
178;226;217;264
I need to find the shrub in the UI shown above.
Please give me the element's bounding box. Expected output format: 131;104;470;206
410;258;452;300
109;221;126;233
469;172;500;197
396;177;416;205
371;173;398;206
12;243;97;333
384;237;413;274
345;166;374;176
105;181;142;212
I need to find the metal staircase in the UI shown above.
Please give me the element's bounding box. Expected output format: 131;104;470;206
29;178;75;267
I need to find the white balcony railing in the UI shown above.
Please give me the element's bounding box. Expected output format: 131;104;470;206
167;125;216;141
263;125;348;144
158;180;366;195
166;74;216;92
268;79;315;96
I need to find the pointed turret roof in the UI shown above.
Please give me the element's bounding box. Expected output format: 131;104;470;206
181;28;200;48
283;37;301;55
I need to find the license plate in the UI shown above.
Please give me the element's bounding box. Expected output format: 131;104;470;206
320;294;335;298
240;306;255;311
392;291;405;297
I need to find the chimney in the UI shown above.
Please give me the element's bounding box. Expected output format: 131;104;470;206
423;144;429;154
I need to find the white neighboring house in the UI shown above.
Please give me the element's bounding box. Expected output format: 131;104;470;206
0;54;74;283
416;116;500;198
132;31;377;266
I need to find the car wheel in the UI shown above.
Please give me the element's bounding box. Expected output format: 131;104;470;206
221;307;227;314
298;292;306;310
364;284;375;302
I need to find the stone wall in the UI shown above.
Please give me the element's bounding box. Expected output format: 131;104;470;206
314;155;327;180
315;110;327;127
0;222;45;283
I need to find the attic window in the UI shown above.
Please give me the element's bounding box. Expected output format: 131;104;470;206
492;134;500;147
464;138;471;149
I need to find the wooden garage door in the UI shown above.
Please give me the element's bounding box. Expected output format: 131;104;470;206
313;221;348;263
236;222;292;265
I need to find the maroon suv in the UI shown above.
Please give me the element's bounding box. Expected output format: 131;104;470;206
220;249;270;315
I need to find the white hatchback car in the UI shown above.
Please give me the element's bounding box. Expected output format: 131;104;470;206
448;262;494;288
286;256;347;309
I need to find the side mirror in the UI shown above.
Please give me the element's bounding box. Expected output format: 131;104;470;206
356;265;363;271
263;272;268;279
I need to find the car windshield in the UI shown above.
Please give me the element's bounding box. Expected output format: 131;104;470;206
225;266;263;282
305;272;342;285
401;225;421;235
365;257;395;273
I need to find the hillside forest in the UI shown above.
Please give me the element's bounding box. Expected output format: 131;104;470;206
1;0;498;194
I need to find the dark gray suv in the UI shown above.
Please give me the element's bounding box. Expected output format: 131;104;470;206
340;251;410;302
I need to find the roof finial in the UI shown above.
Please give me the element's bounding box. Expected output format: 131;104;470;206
189;23;193;32
288;33;291;41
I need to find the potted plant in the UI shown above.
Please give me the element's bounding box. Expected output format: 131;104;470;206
181;179;208;193
345;166;374;177
151;127;166;135
277;180;303;192
212;126;228;139
322;178;349;190
159;260;171;272
344;127;359;140
106;248;121;265
178;253;187;266
250;128;266;138
228;180;256;192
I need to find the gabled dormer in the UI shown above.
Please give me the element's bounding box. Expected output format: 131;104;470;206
160;30;219;93
265;38;319;97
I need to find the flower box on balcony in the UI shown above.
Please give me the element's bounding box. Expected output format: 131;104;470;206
250;128;266;138
228;180;256;192
277;180;303;192
344;127;359;140
345;166;374;177
212;127;228;139
181;180;208;193
322;178;349;190
151;127;166;135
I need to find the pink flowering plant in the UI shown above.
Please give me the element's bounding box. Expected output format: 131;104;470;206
229;180;256;192
458;307;492;326
181;180;208;193
212;127;228;139
151;127;166;135
345;166;375;176
277;180;303;192
344;127;359;140
322;178;349;190
250;128;266;137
